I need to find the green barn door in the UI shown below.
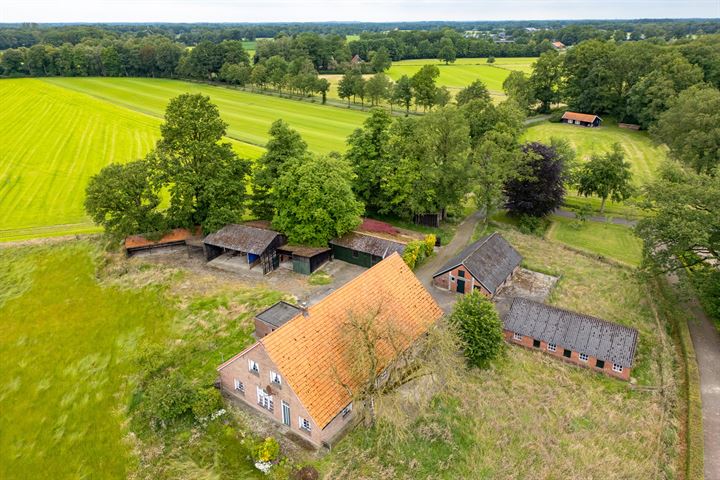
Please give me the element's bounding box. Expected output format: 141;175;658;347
457;279;466;294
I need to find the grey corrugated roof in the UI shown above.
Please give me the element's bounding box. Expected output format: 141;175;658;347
256;301;302;328
330;232;405;258
433;233;522;294
203;224;281;255
504;298;639;367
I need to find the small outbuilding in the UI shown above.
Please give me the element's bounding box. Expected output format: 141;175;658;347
276;245;332;275
551;41;566;50
203;224;286;275
254;301;302;339
503;298;639;380
432;232;522;297
124;228;198;257
330;232;406;268
561;111;602;127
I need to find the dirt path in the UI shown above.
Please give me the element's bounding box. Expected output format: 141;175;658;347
668;274;720;479
415;210;484;312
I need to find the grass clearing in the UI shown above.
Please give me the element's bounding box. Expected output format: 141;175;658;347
547;215;643;266
321;225;680;479
0;242;175;479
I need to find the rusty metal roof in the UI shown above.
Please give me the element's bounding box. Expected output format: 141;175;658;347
504;298;639;367
203;224;282;255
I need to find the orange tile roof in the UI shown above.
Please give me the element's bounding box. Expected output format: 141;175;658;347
124;228;195;249
562;111;601;123
258;253;442;428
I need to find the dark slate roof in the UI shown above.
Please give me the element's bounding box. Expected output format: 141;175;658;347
277;245;331;258
504;298;639;367
330;232;406;258
433;232;522;294
203;224;281;255
255;301;302;328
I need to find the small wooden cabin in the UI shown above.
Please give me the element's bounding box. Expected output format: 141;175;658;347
561;111;602;127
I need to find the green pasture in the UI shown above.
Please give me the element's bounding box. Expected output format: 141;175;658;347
0;243;175;479
0;78;266;241
1;77;366;240
45;77;367;153
548;216;643;266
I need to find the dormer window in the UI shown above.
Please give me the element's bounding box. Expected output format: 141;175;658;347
270;371;282;385
248;359;260;374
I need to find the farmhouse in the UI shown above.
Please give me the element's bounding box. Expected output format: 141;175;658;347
217;253;443;447
503;298;638;380
551;41;566;50
561;111;602;127
330;232;405;268
203;224;286;275
124;227;199;256
432;232;522;297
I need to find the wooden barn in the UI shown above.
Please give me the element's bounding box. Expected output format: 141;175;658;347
503;298;639;380
203;224;286;275
561;111;602;127
330;232;405;268
277;245;332;275
432;232;522;297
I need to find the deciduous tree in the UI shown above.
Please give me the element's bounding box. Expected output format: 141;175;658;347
448;292;504;368
576;143;634;214
504;142;566;217
411;64;440;111
391;74;413;115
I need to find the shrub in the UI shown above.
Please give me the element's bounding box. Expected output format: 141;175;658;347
548;110;565;122
448;291;504;368
401;240;426;269
192;387;222;421
517;214;542;235
140;372;196;428
292;466;320;480
424;234;436;256
487;56;495;64
252;437;280;463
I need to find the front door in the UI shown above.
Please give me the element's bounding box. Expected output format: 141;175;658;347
457;279;466;294
282;401;291;426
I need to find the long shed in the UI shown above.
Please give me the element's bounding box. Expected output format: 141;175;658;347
330;232;406;268
203;224;286;274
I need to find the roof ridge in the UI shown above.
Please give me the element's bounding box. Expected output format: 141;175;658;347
352;230;406;244
511;297;638;334
459;231;495;264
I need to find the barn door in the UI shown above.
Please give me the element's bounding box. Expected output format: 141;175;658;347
457;279;466;294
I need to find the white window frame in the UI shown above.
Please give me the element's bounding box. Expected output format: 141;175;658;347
256;386;274;412
612;363;623;373
270;371;282;385
299;416;312;432
579;353;589;362
513;332;523;341
547;343;557;352
234;378;244;392
248;359;259;374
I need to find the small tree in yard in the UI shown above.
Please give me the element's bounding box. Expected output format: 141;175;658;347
576;143;634;215
392;74;413;115
272;154;363;246
448;291;504;368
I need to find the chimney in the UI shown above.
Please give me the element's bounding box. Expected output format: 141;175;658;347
299;300;309;317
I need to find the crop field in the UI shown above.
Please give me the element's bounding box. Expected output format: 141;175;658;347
1;78;367;241
548;216;643;266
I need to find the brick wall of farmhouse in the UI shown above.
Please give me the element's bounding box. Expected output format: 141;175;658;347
219;343;354;446
433;266;491;296
503;329;631;381
253;318;275;339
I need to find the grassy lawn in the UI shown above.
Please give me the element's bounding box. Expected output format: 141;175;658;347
547;215;643;266
0;78;265;242
321;225;680;479
0;242;175;478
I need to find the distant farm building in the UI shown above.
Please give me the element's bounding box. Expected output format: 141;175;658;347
561;111;602;127
350;54;364;65
124;228;200;257
217;253;443;447
432;232;521;296
203;224;286;275
503;298;638;380
551;41;566;50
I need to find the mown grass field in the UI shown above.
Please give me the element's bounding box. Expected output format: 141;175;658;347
321;57;536;103
547;216;643;266
1;77;367;241
321;225;680;479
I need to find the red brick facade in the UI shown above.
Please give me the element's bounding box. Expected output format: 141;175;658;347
218;343;353;447
253;318;275;339
433;265;519;297
503;329;631;381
